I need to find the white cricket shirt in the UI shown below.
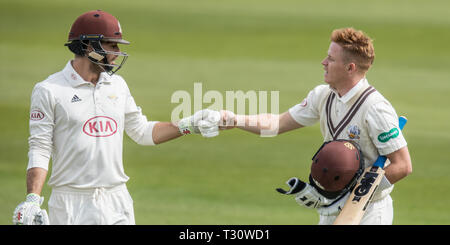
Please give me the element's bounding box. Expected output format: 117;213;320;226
289;78;407;198
28;61;158;188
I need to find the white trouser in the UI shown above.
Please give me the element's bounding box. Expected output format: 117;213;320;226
318;195;393;225
48;184;135;225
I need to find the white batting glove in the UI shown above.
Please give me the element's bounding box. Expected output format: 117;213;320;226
276;177;337;209
178;109;221;138
13;193;49;225
316;176;391;216
317;192;351;216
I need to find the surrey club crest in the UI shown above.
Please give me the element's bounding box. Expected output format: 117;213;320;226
347;125;361;140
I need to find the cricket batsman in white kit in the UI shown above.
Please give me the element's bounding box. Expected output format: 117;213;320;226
220;28;413;224
13;10;221;225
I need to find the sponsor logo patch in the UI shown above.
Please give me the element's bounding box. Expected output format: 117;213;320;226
30;110;44;121
378;128;399;143
71;95;82;103
83;116;118;137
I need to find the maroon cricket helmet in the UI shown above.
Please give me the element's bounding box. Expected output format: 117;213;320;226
68;10;130;44
309;140;364;199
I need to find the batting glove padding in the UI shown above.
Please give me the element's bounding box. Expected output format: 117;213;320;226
178;109;221;138
277;177;343;209
13;193;49;225
317;192;350;216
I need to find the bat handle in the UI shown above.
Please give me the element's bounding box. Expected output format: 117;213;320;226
372;156;387;168
372;116;407;168
398;116;407;130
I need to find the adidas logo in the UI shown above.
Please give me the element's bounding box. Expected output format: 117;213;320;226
71;95;82;103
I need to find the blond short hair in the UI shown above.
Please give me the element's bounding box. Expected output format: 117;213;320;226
331;28;375;72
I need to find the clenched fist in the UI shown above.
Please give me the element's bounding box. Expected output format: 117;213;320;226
219;110;237;130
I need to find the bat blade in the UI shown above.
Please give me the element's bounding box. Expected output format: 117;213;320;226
333;166;385;225
333;116;407;225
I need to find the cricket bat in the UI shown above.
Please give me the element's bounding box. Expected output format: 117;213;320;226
333;116;407;225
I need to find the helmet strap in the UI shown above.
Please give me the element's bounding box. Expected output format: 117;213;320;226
65;40;89;56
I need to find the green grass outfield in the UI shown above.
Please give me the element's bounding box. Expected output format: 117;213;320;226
1;0;449;224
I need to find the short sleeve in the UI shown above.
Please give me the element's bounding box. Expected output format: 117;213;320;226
123;81;159;146
288;85;327;127
366;101;407;156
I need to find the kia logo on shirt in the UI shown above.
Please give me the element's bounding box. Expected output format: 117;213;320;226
83;116;118;137
30;110;44;121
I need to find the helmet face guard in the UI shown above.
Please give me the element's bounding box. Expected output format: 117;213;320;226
82;35;128;75
65;10;130;75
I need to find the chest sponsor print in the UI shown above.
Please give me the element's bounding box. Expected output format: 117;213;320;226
83;116;118;137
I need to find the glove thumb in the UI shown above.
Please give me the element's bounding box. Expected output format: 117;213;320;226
276;177;307;195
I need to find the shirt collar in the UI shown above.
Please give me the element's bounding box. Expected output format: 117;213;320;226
98;72;112;84
63;60;112;87
333;77;368;104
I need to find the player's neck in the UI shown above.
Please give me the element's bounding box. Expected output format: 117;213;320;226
72;59;101;85
335;75;365;97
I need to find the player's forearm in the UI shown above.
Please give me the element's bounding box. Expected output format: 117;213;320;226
384;147;412;184
152;122;183;144
234;112;303;135
26;167;48;195
235;114;261;134
235;114;280;135
384;163;412;184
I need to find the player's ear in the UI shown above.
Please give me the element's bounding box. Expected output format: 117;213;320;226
85;42;94;53
347;63;357;73
347;63;353;71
